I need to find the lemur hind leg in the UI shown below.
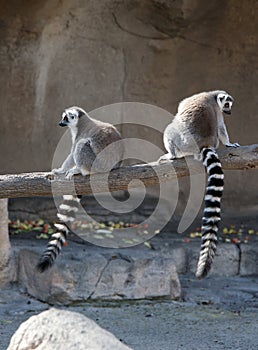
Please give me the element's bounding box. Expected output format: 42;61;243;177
73;139;96;175
159;140;194;162
159;139;178;162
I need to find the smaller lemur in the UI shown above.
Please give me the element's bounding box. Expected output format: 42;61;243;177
161;90;239;279
52;106;124;179
37;107;124;272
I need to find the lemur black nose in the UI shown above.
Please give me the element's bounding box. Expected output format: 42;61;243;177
59;121;67;127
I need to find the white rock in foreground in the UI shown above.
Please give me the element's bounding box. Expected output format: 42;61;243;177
7;308;132;350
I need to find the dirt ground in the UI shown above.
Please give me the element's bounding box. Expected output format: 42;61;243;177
1;273;258;350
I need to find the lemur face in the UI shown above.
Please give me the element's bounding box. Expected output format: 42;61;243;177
217;93;234;115
59;107;84;127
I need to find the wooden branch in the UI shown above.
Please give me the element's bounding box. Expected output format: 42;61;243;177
0;144;257;199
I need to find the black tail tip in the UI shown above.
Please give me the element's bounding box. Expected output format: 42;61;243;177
195;264;211;280
36;258;53;273
195;271;207;280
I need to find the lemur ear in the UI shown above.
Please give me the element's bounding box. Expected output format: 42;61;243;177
77;109;85;118
216;93;225;104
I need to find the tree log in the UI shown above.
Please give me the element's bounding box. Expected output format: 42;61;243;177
0;144;257;199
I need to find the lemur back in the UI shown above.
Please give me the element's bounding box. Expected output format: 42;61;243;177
37;107;124;272
161;90;239;279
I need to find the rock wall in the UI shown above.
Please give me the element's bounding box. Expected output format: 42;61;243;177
0;0;257;212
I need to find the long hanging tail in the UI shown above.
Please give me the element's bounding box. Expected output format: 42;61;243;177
196;148;224;280
37;195;81;272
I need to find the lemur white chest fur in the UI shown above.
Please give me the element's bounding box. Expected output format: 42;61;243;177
37;106;124;272
161;90;240;279
70;125;78;145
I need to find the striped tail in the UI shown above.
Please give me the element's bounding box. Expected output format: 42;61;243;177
195;148;224;280
37;195;81;272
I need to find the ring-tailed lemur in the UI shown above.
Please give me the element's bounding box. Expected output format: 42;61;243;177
37;106;124;272
160;90;239;279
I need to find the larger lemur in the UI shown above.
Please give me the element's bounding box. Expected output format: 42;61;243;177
37;107;124;272
160;90;239;279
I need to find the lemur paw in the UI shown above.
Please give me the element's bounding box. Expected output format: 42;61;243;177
158;154;173;163
65;170;74;180
65;167;82;179
52;168;65;175
226;142;240;148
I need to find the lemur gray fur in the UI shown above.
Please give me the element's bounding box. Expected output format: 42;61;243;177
160;90;239;279
37;106;124;272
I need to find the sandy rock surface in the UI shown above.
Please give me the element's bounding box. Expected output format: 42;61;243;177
7;308;131;350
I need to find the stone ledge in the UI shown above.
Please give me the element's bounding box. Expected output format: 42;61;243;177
12;236;258;305
17;247;181;305
239;244;258;276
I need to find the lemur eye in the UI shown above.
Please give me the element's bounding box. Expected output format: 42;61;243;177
224;103;230;108
71;116;74;119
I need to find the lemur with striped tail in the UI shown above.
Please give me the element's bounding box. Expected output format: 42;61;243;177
37;107;124;272
160;90;239;279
